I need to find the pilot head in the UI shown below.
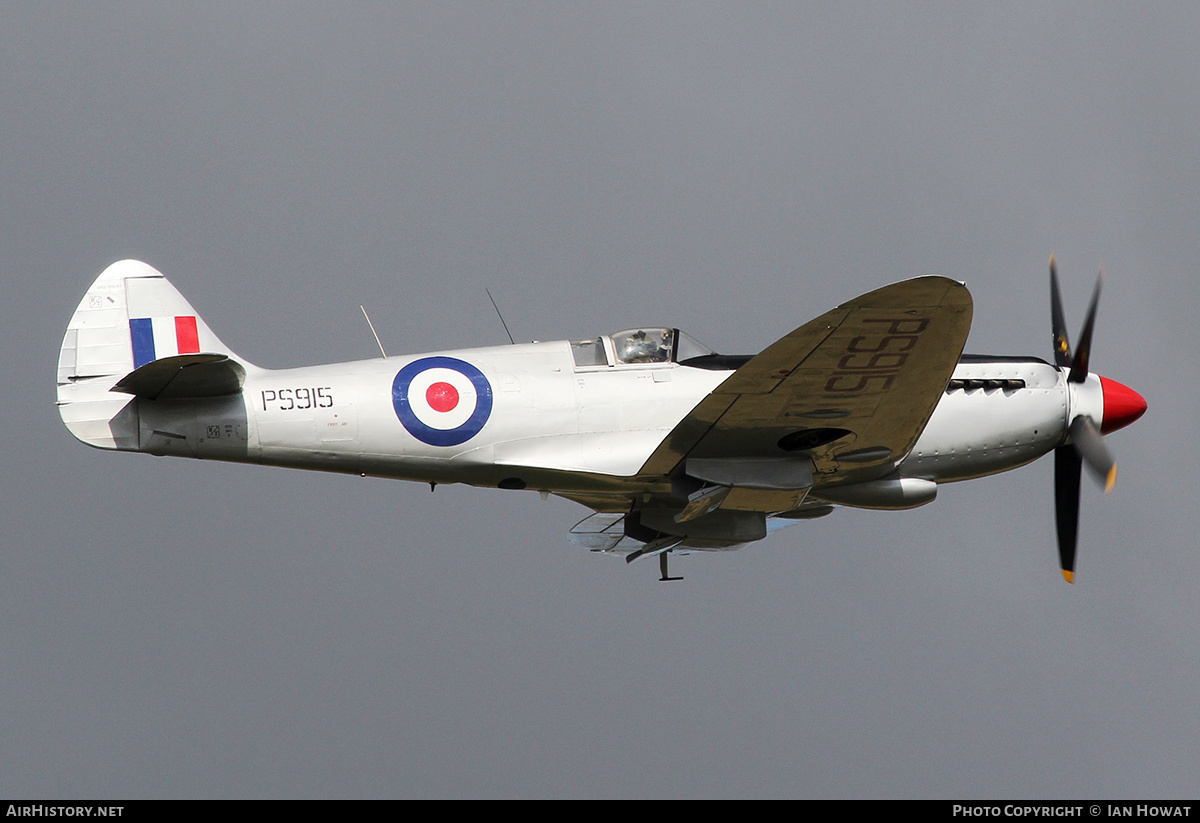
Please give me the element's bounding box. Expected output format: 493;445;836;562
620;330;663;363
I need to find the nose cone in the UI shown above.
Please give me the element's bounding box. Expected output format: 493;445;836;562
1099;376;1147;434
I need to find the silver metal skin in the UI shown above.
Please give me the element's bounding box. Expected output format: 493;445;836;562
58;260;1144;577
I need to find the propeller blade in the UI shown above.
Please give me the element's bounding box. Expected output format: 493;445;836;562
1068;267;1104;383
1049;254;1073;368
1069;415;1117;492
1046;261;1137;582
1054;445;1082;583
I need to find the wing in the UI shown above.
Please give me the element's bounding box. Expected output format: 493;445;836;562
636;276;973;510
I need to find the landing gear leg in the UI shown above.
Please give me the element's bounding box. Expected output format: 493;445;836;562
659;550;683;582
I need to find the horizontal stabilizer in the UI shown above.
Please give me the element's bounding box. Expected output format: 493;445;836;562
112;353;246;399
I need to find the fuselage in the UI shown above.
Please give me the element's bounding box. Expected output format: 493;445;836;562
121;338;1122;505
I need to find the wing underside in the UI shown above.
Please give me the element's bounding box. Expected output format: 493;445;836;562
575;276;973;555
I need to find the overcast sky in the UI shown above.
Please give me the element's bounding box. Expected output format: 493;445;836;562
3;2;1198;798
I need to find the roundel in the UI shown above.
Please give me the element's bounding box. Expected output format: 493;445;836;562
392;356;493;447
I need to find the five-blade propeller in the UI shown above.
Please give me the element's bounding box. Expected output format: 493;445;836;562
1049;256;1143;582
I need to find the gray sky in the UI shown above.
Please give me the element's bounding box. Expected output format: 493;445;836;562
3;2;1197;798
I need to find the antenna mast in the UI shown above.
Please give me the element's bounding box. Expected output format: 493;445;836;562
359;305;388;359
486;289;516;345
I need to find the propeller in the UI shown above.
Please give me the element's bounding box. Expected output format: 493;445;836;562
1049;255;1145;582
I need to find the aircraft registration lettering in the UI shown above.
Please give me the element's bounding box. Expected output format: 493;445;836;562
261;387;334;411
824;318;929;393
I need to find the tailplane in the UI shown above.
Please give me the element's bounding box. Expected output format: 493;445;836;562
56;260;251;449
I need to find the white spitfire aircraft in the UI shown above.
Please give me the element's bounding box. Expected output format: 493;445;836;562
58;258;1145;581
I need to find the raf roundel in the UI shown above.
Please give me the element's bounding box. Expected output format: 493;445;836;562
392;356;494;447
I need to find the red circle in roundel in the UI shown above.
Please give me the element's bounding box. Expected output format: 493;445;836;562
426;381;460;413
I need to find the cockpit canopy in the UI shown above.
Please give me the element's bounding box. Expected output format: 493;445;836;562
570;328;714;368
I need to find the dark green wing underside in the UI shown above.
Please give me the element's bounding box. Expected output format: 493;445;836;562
637;276;973;494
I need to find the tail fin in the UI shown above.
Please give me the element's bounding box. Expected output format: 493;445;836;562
56;259;251;449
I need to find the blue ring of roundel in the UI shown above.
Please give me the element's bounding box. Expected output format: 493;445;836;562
392;356;494;447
